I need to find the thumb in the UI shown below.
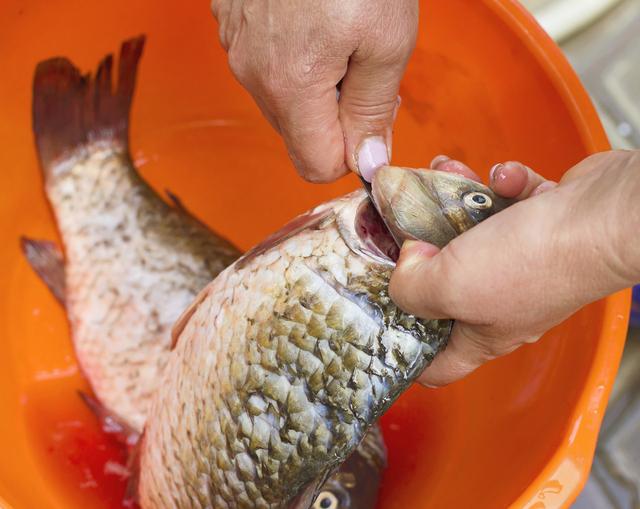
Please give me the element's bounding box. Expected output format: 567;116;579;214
389;240;463;320
339;11;417;181
390;242;515;388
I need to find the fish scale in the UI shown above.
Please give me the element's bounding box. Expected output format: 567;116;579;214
140;193;452;508
46;148;238;432
28;35;511;509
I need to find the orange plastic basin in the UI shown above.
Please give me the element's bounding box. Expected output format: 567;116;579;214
0;0;630;508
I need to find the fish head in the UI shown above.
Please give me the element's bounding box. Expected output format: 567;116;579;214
310;423;386;509
371;166;511;249
340;166;510;266
311;473;372;509
311;457;384;509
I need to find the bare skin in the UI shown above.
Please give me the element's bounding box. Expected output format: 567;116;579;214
392;150;640;387
210;0;418;183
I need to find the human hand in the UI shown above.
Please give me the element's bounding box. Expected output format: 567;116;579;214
391;151;640;387
211;0;418;182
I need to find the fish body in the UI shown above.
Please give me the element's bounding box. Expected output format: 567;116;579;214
139;167;509;508
28;36;388;508
30;37;239;432
48;148;240;432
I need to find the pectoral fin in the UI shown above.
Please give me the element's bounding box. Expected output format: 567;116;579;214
20;236;66;305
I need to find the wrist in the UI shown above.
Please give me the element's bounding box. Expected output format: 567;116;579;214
562;153;640;298
608;152;640;285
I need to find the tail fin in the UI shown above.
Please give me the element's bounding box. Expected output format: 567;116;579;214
32;35;145;172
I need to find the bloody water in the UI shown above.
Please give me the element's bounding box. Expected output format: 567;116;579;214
24;379;134;509
22;359;456;509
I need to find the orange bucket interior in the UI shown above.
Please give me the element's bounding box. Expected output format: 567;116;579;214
0;0;630;508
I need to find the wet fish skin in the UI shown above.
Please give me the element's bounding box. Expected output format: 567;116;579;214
31;36;240;433
311;423;387;509
371;165;512;248
139;190;453;509
139;163;508;508
28;36;388;509
47;148;239;433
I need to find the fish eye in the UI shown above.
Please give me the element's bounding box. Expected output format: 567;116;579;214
463;192;492;210
313;491;339;509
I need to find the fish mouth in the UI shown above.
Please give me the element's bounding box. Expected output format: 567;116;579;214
354;167;449;262
352;166;503;262
354;199;401;262
367;166;459;250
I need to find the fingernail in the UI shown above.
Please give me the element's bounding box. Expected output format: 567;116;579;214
531;181;557;196
397;240;440;270
357;136;389;182
431;155;450;169
489;163;504;183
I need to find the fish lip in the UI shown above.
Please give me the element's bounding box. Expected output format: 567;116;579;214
358;175;403;248
371;165;443;209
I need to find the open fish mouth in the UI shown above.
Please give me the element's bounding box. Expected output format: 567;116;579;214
360;166;510;253
354;199;401;262
352;167;461;262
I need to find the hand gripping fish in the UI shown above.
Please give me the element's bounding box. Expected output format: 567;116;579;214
137;96;511;509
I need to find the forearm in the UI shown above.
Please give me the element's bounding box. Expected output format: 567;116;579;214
606;151;640;285
556;150;640;304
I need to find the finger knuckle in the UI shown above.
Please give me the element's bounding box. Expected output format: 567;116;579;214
227;49;250;83
260;72;289;99
395;29;419;59
392;250;460;319
263;62;320;101
289;148;345;184
383;17;418;61
240;0;258;21
217;26;230;51
434;242;468;308
476;338;506;360
210;0;221;17
343;96;397;124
